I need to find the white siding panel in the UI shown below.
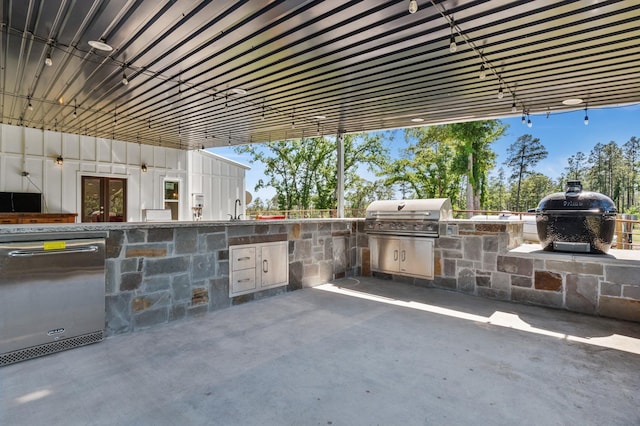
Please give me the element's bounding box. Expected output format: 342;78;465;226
25;128;44;156
127;143;141;165
80;163;97;172
44;130;62;158
2;154;23;191
111;165;127;175
112;140;127;164
97;164;111;174
2;125;22;153
97;138;111;162
141;145;154;168
63;164;78;216
153;146;166;168
45;163;62;213
64;133;81;159
81;137;96;161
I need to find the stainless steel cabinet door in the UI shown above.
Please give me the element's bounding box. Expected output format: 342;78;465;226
261;242;288;288
399;238;434;279
370;236;400;273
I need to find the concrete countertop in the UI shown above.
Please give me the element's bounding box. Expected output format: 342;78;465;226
0;218;360;235
510;242;640;263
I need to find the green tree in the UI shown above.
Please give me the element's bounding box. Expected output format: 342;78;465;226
565;151;586;181
448;121;506;213
513;173;555;211
382;126;462;206
504;134;548;212
235;134;389;212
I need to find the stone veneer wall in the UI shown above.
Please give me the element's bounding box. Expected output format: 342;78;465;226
366;220;639;323
104;220;361;336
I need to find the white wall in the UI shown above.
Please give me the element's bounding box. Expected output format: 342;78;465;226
0;124;247;222
188;150;248;220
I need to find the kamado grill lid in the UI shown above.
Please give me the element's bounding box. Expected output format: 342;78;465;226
536;181;617;215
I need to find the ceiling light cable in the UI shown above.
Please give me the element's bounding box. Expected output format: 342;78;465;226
408;0;418;13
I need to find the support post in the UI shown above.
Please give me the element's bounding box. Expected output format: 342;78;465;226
336;132;345;218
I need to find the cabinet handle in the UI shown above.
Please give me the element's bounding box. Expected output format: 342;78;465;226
263;259;269;273
237;256;251;261
237;278;252;283
401;250;406;262
394;250;398;261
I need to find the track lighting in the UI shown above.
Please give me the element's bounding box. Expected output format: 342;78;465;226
479;64;486;80
45;52;53;67
584;105;589;125
408;0;418;14
121;66;129;86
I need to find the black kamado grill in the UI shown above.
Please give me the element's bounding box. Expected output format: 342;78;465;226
536;181;617;254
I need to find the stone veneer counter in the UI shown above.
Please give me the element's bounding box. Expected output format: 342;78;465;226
504;244;640;322
0;220;365;336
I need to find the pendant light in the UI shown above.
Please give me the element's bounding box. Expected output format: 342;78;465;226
584;105;589;125
449;21;457;53
408;0;418;14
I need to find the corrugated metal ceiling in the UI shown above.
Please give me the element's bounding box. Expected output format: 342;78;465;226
1;0;639;150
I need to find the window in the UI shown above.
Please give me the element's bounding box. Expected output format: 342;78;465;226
164;180;179;220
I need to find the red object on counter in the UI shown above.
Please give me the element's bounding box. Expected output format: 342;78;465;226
257;215;286;220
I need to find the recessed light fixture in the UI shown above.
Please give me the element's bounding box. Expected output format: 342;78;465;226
562;98;583;106
411;118;424;123
230;88;247;95
88;40;113;52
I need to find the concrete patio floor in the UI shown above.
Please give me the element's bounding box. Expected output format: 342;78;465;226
1;277;639;426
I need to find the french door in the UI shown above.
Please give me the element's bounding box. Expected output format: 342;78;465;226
81;177;127;222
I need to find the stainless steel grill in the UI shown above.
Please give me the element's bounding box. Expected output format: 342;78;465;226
365;199;452;280
364;198;452;237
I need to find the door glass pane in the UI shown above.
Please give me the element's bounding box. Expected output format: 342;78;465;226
108;179;125;222
82;177;127;223
164;181;179;220
164;181;179;200
82;177;102;222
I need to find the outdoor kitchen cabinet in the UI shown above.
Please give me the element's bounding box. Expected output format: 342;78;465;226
229;241;288;296
369;235;434;279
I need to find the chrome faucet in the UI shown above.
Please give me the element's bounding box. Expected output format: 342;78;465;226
232;198;242;220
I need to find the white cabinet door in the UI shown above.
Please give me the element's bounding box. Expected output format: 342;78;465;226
260;242;288;288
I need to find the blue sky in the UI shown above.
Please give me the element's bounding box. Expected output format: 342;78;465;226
212;103;639;202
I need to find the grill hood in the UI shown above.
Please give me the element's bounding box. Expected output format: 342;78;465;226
535;181;617;254
365;199;452;221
